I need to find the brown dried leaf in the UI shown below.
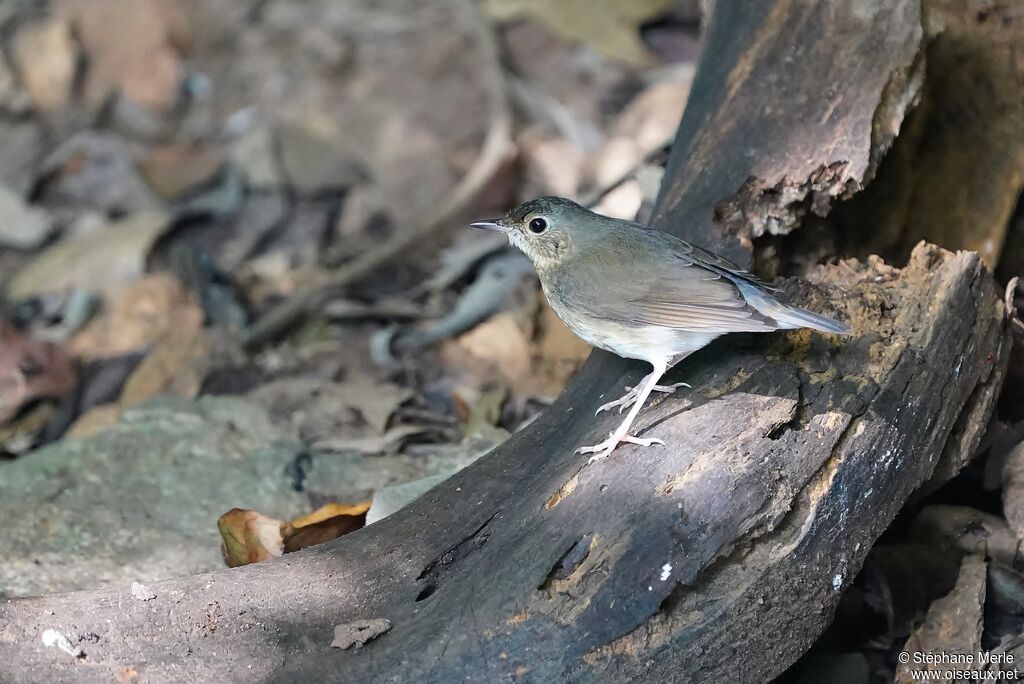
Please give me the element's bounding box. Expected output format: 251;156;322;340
0;320;78;424
118;325;207;408
314;425;430;456
69;273;203;360
278;122;367;195
248;375;413;441
10;17;77;111
518;128;584;199
284;501;371;553
137;144;224;199
38;132;162;215
445;312;533;389
583;71;693;189
65;403;122;439
0;402;55;455
910;505;1022;570
534;299;591;396
218;508;285;568
60;0;188;113
290;501;372;528
342;375;415;434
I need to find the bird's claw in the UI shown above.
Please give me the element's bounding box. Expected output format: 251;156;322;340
595;382;691;415
576;432;665;464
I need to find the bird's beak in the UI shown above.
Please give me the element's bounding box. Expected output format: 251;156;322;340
470;218;510;233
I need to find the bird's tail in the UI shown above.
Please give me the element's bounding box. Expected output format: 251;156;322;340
735;281;850;334
770;304;850;334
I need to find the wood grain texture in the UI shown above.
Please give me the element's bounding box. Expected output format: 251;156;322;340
655;0;923;262
0;1;1011;683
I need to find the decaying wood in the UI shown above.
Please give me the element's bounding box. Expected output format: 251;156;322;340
654;0;923;262
829;0;1024;270
0;1;1013;682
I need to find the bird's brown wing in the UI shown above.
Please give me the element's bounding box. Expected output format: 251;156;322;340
667;232;780;293
553;228;780;333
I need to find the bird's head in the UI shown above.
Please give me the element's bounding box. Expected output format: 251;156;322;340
472;196;606;271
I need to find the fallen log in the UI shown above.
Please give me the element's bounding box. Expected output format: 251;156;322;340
0;1;1012;682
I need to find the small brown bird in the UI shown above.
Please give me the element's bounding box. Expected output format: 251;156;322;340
473;196;848;463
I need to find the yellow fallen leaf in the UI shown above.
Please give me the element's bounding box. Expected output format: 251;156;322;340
219;502;371;567
482;0;672;66
290;501;372;528
284;507;369;553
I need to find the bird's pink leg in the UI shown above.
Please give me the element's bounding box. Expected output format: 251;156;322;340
595;353;693;415
577;359;668;464
595;380;689;415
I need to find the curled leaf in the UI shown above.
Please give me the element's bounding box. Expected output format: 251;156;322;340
218;501;371;567
218;508;285;568
284;501;371;553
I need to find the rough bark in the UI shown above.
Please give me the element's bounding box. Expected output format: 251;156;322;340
0;1;1013;683
829;0;1024;270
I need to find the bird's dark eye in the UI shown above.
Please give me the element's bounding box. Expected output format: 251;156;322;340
529;217;548;234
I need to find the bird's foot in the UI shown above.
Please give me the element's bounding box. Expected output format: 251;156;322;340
595;382;690;415
576;432;665;465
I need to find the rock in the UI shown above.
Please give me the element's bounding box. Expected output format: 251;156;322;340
0;184;52;250
0;396;485;597
0;397;300;597
10;17;77;111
